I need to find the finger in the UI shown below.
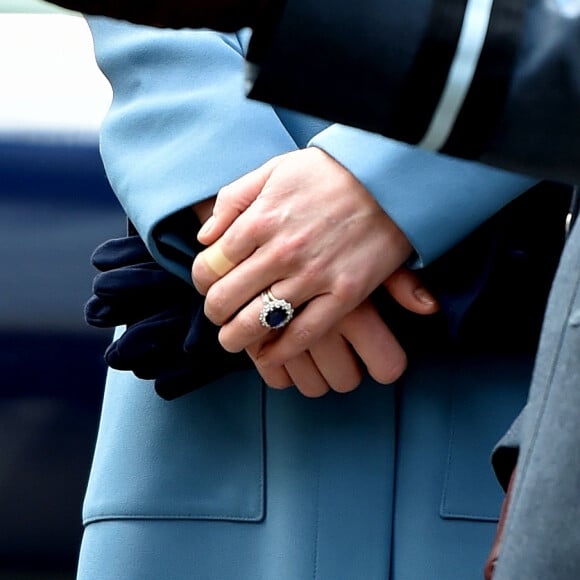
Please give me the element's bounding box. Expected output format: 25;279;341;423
197;158;279;245
199;241;236;278
216;287;294;352
216;273;338;354
249;293;352;366
255;363;294;389
192;204;268;296
90;236;151;271
339;301;408;384
203;237;319;326
192;237;247;296
309;332;363;393
283;352;330;398
245;342;293;389
382;268;439;314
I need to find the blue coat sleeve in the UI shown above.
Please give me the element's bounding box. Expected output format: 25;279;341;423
88;18;535;281
87;18;301;282
309;125;536;266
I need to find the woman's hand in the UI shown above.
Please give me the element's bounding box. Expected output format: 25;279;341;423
192;148;414;368
247;268;439;397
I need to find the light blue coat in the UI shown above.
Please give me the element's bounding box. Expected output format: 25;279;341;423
77;18;536;580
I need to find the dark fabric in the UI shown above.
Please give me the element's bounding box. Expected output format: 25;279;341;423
443;0;528;158
383;0;468;142
408;182;570;354
85;234;252;400
247;0;580;184
49;0;262;31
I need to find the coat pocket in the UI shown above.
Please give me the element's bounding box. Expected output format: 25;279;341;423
439;355;531;522
83;368;264;524
392;354;532;580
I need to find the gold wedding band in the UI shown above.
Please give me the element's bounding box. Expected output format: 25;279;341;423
201;243;235;277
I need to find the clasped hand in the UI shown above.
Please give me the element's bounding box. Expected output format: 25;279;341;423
192;148;438;397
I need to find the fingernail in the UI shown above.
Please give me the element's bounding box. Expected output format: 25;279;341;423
413;287;437;306
198;215;215;238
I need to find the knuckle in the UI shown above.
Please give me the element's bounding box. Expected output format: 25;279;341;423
252;348;278;372
270;236;299;266
333;275;361;304
217;328;241;354
216;184;232;204
191;259;210;294
287;324;316;349
204;285;228;324
217;336;238;354
269;231;312;270
218;182;243;208
299;261;323;287
254;203;280;232
245;214;267;241
219;306;265;353
287;230;309;252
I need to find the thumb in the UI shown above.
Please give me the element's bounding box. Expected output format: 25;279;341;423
382;268;439;315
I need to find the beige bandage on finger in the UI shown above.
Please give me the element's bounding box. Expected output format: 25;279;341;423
201;242;235;277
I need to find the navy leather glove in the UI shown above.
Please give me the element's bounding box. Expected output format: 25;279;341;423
85;233;252;400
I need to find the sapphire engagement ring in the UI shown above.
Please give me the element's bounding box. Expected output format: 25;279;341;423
259;289;294;330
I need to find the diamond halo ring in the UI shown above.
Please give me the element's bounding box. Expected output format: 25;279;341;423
259;289;294;330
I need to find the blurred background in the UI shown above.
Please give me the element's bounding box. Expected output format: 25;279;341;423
0;1;125;577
